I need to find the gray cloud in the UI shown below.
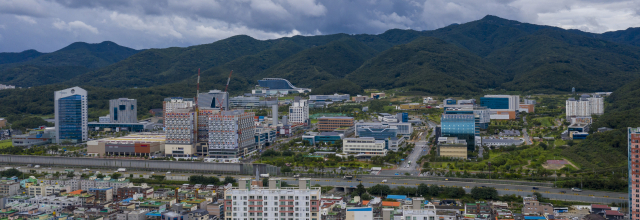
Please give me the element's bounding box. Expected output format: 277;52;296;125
0;0;639;52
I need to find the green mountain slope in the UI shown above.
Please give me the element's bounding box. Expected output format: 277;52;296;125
259;37;379;88
600;27;640;47
490;29;640;93
347;37;507;95
0;50;43;65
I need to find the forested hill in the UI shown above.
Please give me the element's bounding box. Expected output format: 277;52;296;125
2;16;640;95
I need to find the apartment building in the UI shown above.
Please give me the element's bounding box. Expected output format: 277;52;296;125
0;180;20;197
89;187;113;202
289;100;309;124
566;95;604;119
117;186;153;200
163;97;194;126
165;108;197;157
79;177;129;191
207;110;255;160
224;178;321;220
318;117;354;132
629;127;640;220
522;196;553;215
343;137;386;158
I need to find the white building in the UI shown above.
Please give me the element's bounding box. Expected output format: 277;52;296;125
289;99;309;124
164;108;197;157
0;84;16;90
355;122;413;136
163;97;195;126
566;95;603;119
55;86;88;144
346;207;373;220
109;98;137;123
99;115;111;123
207;110;255;160
224;178;321;220
343;137;386;157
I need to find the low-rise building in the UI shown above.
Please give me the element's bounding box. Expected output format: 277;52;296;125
303;132;344;145
481;138;524;147
437;137;467;159
87;133;166;157
89;187;113;202
523;196;553;215
343;137;386;158
117;186;153;200
0;179;20;197
318;117;354;132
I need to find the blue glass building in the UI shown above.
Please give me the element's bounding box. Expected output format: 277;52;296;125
480;97;510;110
55;87;87;144
441;113;477;151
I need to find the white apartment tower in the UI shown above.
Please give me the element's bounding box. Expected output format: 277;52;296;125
55;86;88;144
164;108;196;157
109;98;137;123
208;110;255;159
224;178;321;220
289;99;309;124
163;97;195;127
566;94;604;119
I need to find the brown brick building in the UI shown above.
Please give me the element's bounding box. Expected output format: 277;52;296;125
318;117;354;132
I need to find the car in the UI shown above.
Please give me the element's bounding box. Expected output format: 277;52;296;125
394;173;399;175
533;187;539;190
356;179;361;181
166;171;171;174
571;187;582;192
560;190;567;193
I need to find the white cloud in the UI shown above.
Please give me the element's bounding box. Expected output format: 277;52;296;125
15;15;37;24
284;0;327;17
53;20;99;34
109;12;183;38
0;0;50;17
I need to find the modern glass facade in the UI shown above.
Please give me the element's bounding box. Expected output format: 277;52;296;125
441;114;477;151
258;78;297;89
58;95;83;142
357;126;397;140
480;97;510;110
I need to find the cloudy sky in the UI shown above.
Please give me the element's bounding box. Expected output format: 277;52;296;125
1;0;639;53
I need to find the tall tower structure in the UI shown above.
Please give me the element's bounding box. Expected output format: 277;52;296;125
54;87;88;144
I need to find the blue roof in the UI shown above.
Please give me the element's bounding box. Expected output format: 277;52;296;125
386;195;407;200
424;200;430;204
347;207;372;211
524;217;546;220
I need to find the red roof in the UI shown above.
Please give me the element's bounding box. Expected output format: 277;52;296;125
591;205;611;210
605;210;623;216
382;201;400;207
362;200;370;205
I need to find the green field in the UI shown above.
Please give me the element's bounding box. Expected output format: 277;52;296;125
534;117;555;127
0;140;12;149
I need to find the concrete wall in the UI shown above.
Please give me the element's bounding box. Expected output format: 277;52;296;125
0;155;278;175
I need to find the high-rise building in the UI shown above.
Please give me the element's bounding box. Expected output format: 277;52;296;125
441;110;478;151
109;98;137;123
198;90;229;110
629;127;640;219
566;95;603;119
224;178;321;220
207;110;255;160
289;99;309;124
164;108;196;157
272;105;278;125
163;97;195;127
55;86;88;144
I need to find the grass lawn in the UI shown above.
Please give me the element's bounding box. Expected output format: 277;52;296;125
310;119;318;124
534;117;555;127
0;140;12;149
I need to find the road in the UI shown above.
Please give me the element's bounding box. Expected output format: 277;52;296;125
25;166;627;204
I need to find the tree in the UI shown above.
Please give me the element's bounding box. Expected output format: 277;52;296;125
281;167;292;173
224;176;236;184
367;184;391;196
0;168;23;178
355;183;366;196
263;178;269;187
111;173;122;179
96;173;105;179
470;187;498;200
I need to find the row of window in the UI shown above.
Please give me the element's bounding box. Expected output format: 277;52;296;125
228;196;317;200
230;212;317;217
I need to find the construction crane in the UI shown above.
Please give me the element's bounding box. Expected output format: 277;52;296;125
216;70;233;110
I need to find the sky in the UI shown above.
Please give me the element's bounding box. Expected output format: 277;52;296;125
1;0;639;53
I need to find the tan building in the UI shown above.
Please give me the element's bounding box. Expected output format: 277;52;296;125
87;133;165;157
318;117;354;132
398;103;425;110
437;137;467;159
522;196;553;215
518;104;535;113
0;118;6;128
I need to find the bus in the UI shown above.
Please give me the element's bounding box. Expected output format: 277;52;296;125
408;161;411;165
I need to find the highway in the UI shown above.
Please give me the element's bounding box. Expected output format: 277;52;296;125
20;166;627;204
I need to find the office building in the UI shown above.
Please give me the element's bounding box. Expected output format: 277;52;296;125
109;98;137;123
630;127;640;220
12;127;56;147
224;178;321;220
207;110;255;160
437;137;467;159
163;97;195;127
343;137;386;158
309;94;350;102
54;86;88;144
480;95;519;120
229;96;278;109
357;126;397;140
302;132;344;145
198;90;229;110
441;111;478;151
289;99;309;124
254;78;311;95
88;121;159;132
0;180;20;197
255;128;277;148
443;98;476;109
318;117;354;132
355;122;413;136
165;108;196;157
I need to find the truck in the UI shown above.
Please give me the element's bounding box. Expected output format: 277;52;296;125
260;174;270;178
117;168;126;172
343;175;353;180
293;174;300;179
